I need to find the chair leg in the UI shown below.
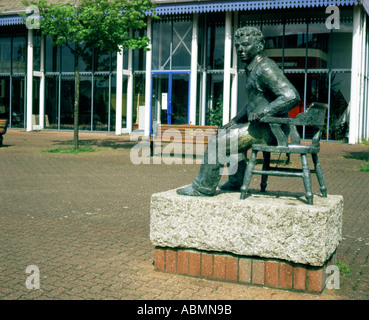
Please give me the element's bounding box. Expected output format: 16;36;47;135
312;153;327;197
260;151;270;192
240;150;258;200
301;154;313;205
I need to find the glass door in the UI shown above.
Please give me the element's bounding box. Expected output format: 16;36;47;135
151;72;189;130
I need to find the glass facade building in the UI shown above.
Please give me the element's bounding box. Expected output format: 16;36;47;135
0;0;368;143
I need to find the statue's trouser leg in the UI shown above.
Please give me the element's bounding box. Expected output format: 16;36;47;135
191;124;259;195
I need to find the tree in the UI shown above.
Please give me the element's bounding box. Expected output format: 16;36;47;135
23;0;156;149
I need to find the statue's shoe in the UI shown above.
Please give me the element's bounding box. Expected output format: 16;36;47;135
218;181;242;191
176;185;212;197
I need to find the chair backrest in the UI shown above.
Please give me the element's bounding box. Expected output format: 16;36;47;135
261;102;328;148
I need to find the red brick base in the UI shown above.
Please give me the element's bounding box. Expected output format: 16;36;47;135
154;247;336;293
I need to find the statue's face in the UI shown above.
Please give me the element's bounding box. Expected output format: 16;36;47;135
235;36;259;64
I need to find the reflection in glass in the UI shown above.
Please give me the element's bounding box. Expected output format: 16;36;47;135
109;74;116;132
45;37;60;73
0;77;10;119
13;35;27;74
93;75;109;131
32;77;40;126
152;74;169;125
206;13;225;70
152;19;171;70
33;31;41;72
171;74;189;124
11;77;25;128
79;77;92;130
120;75;128;128
61;45;74;73
45;76;59;129
307;23;330;69
205;73;223;126
152;17;192;71
60;77;75;129
133;73;145;125
0;37;11;73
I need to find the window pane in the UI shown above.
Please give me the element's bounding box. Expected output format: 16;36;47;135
11;77;25;128
122;75;128;128
284;22;307;70
79;77;92;130
93;75;109;131
61;45;74;73
206;73;223;126
133;73;145;125
307;23;330;69
0;36;11;73
331;23;353;69
45;76;59;129
133;29;146;71
0;77;10;119
207;13;225;70
45;36;59;73
33;31;41;72
152;19;171;70
78;48;93;72
172;20;192;70
109;74;116;132
32;77;40;125
94;49;111;72
13;35;27;74
328;72;351;140
60;77;75;129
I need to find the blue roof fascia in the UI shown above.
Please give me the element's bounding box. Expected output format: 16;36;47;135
151;0;359;15
0;15;24;26
0;0;360;26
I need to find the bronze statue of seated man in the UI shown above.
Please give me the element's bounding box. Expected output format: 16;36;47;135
177;26;300;197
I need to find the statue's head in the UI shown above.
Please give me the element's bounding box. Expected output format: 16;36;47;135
235;27;265;63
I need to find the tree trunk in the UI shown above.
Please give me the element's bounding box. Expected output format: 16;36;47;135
74;53;80;150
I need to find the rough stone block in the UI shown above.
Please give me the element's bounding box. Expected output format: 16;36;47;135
150;188;343;266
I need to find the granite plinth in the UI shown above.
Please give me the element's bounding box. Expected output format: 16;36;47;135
150;188;343;266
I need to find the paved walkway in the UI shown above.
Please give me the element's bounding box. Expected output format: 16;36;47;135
0;129;368;300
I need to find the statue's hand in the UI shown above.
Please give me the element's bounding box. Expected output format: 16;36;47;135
248;112;264;122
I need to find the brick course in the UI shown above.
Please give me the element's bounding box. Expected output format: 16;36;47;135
154;247;336;293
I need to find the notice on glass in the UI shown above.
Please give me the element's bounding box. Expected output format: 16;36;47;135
162;93;168;110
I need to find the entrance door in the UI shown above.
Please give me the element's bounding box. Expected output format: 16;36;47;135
151;72;190;129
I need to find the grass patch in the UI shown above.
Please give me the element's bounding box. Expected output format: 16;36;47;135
359;162;369;172
42;146;101;154
336;260;351;279
360;139;369;146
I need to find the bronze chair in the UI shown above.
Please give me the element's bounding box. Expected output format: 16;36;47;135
240;102;328;205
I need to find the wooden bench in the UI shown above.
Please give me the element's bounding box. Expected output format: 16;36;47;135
0;119;8;147
150;124;218;156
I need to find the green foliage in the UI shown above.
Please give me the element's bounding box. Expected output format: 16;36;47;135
360;138;369;146
336;260;351;279
206;96;223;127
359;162;369;172
22;0;157;55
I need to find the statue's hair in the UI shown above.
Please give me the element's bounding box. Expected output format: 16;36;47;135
235;27;265;53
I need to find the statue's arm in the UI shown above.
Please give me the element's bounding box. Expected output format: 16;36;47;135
254;63;300;120
220;104;248;129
